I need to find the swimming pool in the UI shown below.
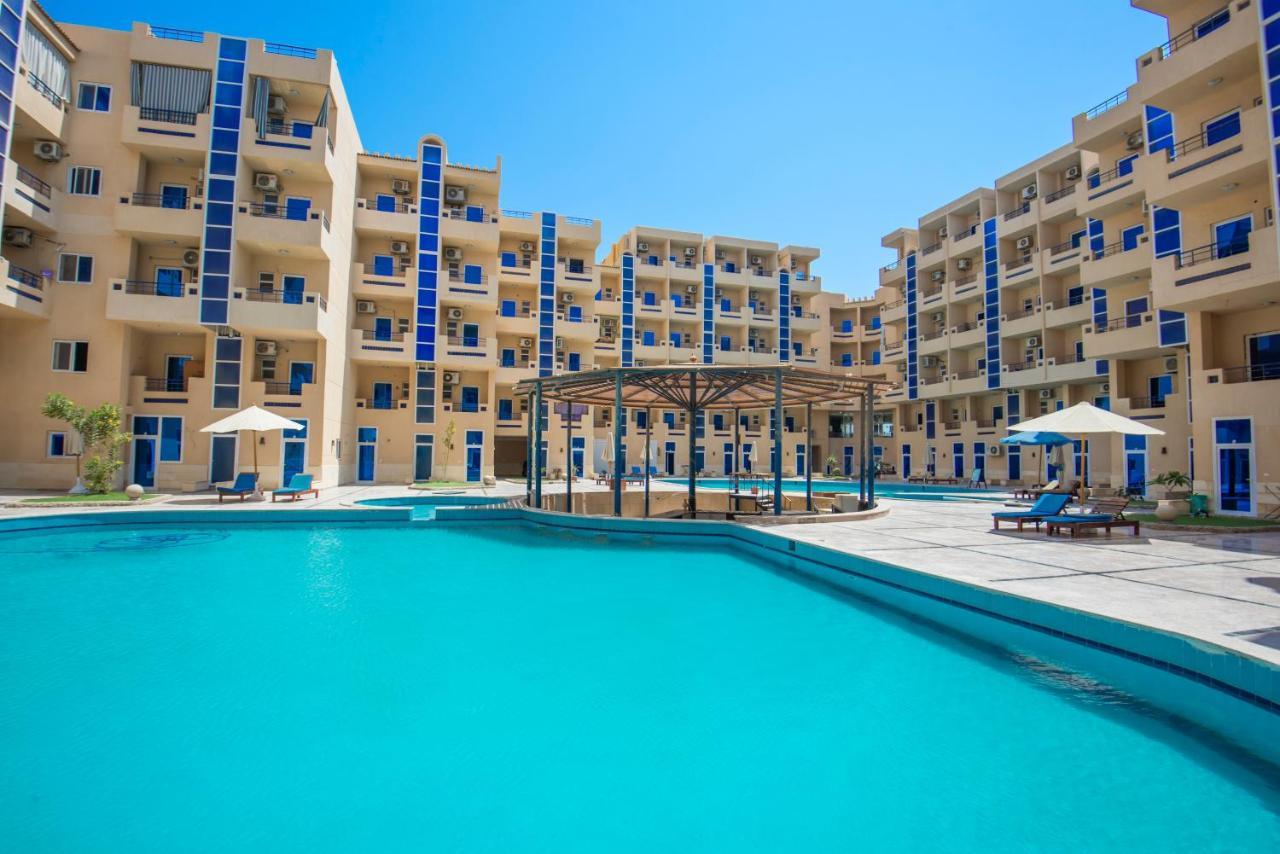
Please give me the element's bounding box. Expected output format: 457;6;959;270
355;493;507;519
1;516;1277;850
662;477;1006;501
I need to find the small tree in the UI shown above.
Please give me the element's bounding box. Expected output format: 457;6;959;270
825;454;839;476
436;420;456;481
41;393;131;494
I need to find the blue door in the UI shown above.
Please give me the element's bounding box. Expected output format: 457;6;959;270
132;415;158;488
160;185;188;209
571;437;585;477
156;266;184;297
901;445;911;479
1007;446;1020;481
165;354;190;391
210;434;237;484
742;443;752;472
285;196;311;222
357;427;376;482
845;445;855;476
282;275;305;305
795;443;806;476
952;442;964;480
282;419;307;484
972;443;985;483
375;194;397;213
1215;216;1252;258
373;254;395;276
1124;297;1147;328
289;362;314;394
465;430;483;483
723;443;734;475
664;441;676;475
1125;435;1146;496
462;323;479;347
1248;332;1280;380
1215;419;1253;514
460;386;479;413
374;317;392;341
414;435;433;481
372;382;392;410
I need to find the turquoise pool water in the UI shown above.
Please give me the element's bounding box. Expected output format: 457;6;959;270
355;493;506;519
664;477;1005;501
1;519;1278;851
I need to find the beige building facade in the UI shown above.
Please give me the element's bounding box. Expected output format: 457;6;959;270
0;2;1276;516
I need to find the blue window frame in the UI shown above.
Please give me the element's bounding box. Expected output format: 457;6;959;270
459;386;479;413
1203;110;1241;146
1248;332;1280;380
372;382;393;410
1214;215;1252;258
501;348;516;368
48;432;67;457
1148;374;1173;407
373;254;395;276
375;194;397;213
1121;224;1144;251
501;252;517;267
77;82;111;112
1067;286;1084;306
497;398;513;421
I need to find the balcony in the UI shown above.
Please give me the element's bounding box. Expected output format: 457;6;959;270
236;203;335;260
126;374;210;408
1145;106;1268;209
1001;359;1046;388
715;264;746;286
1131;5;1255;109
247;378;323;413
997;203;1034;237
1076;157;1147;219
559;261;599;291
351;261;413;300
669;261;700;285
0;260;50;320
1001;306;1042;338
879;259;905;287
354;197;417;237
441;205;499;249
241;117;336;182
791;271;821;292
1080;235;1151;288
495;307;536;336
950;223;982;254
950;320;984;349
113;192;203;241
1082;312;1163;360
1073;87;1143;153
918;284;945;309
637;297;669;319
443;269;496;304
1204;363;1280;386
348;328;413;365
1044;295;1092;329
950;370;988;396
882;344;905;364
1043;240;1084;275
635;257;665;279
14;69;67;141
919;329;948;356
791;311;820;331
1151;225;1279;312
1000;252;1041;288
121;105;210;156
105;279;200;327
437;334;495;366
947;274;981;302
1039;182;1078;220
230;287;329;338
881;298;906;324
1044;354;1097;383
4;163;58;231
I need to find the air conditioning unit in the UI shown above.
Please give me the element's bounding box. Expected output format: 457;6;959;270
447;307;464;320
256;340;278;356
391;178;411;195
180;249;200;267
750;255;763;266
931;312;946;323
397;318;410;333
1101;382;1111;392
267;95;287;115
390;240;410;255
254;172;279;191
1016;236;1033;251
519;241;534;252
445;186;467;203
637;241;650;252
1027;336;1040;347
561;292;574;303
749;290;760;300
444;247;462;261
930;269;945;282
1065;164;1081;180
922;355;939;367
34;140;63;161
1163;356;1179;372
956;257;973;271
1126;130;1145;150
685;284;696;294
518;337;533;348
442;372;459;384
1039;388;1053;400
1021;183;1038;200
356;300;376;314
987;445;1003;457
555;337;565;349
3;227;32;247
684;246;697;257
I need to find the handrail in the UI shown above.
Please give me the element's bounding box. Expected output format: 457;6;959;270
920;242;942;255
500;209;533;218
445;335;488;347
1157;7;1228;59
880;259;901;272
953;274;978;287
143;377;188;392
952;369;981;380
447;271;488;285
1096;314;1150;333
122;279;187;296
564;215;595;226
444;206;492;222
1091;239;1132;261
360;198;416;214
1084;89;1128;120
1002;203;1030;221
8;265;43;289
128;192;189;209
1167;113;1239;160
149;25;204;42
139;106;198;125
1042;184;1076;203
1049;239;1078;255
1127;396;1166;410
264;42;318;59
262;381;302;396
1177;238;1248;269
361;329;406;342
15;166;51;197
1005;360;1037;372
1220;364;1280;383
952;224;979;240
952;319;981;332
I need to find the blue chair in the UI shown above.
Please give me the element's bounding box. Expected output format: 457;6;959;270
991;492;1071;531
271;473;318;502
216;471;259;503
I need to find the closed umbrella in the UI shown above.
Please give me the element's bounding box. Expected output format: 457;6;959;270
201;405;304;487
1009;402;1164;510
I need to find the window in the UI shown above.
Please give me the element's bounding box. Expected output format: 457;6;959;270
76;82;111;112
56;253;93;284
67;166;101;196
47;431;71;457
1121;224;1144;252
1148;374;1173;407
1203;109;1241;147
51;340;89;372
1067;286;1085;306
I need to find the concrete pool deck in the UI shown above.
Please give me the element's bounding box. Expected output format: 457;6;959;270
3;484;1280;669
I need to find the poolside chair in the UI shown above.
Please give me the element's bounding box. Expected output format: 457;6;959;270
216;471;258;503
991;492;1071;531
1043;497;1139;538
1013;479;1060;499
968;467;987;488
271;473;318;502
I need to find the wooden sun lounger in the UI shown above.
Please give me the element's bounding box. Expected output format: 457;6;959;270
1044;497;1139;538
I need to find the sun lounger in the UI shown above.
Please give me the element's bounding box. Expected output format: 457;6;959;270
1014;479;1059;499
271;473;318;502
991;492;1071;531
968;467;987;488
216;471;258;503
1043;497;1139;538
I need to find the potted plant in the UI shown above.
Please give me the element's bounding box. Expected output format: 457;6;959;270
1149;471;1192;521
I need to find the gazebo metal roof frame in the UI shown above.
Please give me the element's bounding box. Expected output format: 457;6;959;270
514;365;892;518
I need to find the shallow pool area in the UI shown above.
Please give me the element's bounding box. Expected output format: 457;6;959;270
1;515;1278;851
354;493;507;519
662;477;1007;501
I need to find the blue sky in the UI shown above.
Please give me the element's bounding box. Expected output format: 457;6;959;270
53;0;1167;297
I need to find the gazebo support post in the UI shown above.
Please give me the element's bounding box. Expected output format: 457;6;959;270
858;394;867;507
524;391;533;505
613;372;623;517
687;371;698;517
644;406;652;518
733;407;741;493
805;402;813;512
866;387;877;508
565;400;573;514
533;382;543;510
773;369;783;516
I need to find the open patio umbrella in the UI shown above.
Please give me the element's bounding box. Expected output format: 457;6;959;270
1008;402;1164;510
200;405;305;484
1001;431;1073;484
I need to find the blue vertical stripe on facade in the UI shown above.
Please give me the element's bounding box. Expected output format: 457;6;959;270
416;141;442;363
198;37;246;326
982;217;1001;388
1144;105;1175;158
620;253;635;367
905;253;918;399
701;263;715;364
777;271;791;362
1259;1;1280;232
0;0;24;235
538;212;557;376
1151;205;1187;348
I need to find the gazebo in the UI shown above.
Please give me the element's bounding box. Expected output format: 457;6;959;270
514;365;893;518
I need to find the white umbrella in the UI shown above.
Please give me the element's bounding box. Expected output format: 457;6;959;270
200;405;305;480
1010;402;1164;509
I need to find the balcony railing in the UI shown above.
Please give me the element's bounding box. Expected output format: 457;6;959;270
1157;7;1228;60
884;298;905;310
1042;184;1076;204
1095;314;1149;333
360;198;415;214
242;289;327;311
447;271;488;285
1091;240;1132;261
1049;239;1079;256
953;274;978;288
143;377;188;392
121;279;186;296
139;106;198;125
1176;239;1249;269
1220;364;1280;383
262;381;302;396
1167;114;1239;160
1085;89;1128;121
1004;255;1034;271
976;418;998;428
242;203;329;230
952;224;979;241
264;42;318;59
15;166;52;197
952;319;981;333
27;73;64;106
952;369;981;380
1127;396;1166;410
1003;203;1031;221
8;265;43;289
1006;360;1037;372
500;209;533;219
444;206;495;223
149;25;204;42
445;335;488;348
921;328;947;341
921;242;942;255
1004;305;1037;320
881;259;901;273
361;329;406;342
127;192;190;209
1087;161;1134;189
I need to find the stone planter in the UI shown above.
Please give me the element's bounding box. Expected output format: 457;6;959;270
1154;498;1187;521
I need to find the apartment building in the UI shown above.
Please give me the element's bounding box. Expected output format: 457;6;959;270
871;0;1280;516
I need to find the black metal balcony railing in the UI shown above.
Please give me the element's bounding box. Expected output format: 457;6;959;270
16;166;52;197
884;298;905;310
953;319;981;333
1176;238;1249;269
447;271;488;285
122;279;186;296
1004;254;1034;270
881;259;901;273
953;274;978;288
361;329;406;342
265;42;318;59
1049;239;1079;256
1005;306;1037;321
919;285;943;299
1088;161;1134;189
501;257;533;269
952;369;981;380
361;198;415;214
129;193;190;209
1003;203;1031;221
1042;184;1076;204
242;289;328;311
1157;7;1228;60
446;335;488;348
921;328;947;341
139;106;198;125
921;242;942;256
975;418;998;428
143;377;188;392
1091;240;1131;261
953;224;979;241
262;381;302;396
1221;364;1280;384
1085;89;1129;121
1096;314;1149;333
1128;396;1166;410
150;25;204;42
8;265;43;289
27;73;64;106
1006;360;1037;372
942;421;962;430
1168;116;1240;160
